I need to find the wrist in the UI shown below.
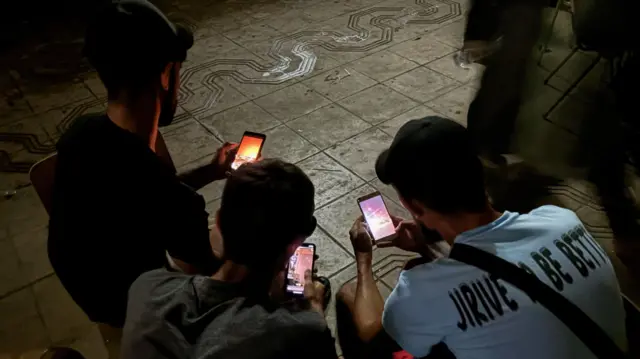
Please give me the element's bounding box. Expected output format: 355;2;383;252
203;162;223;180
309;300;324;315
355;252;373;271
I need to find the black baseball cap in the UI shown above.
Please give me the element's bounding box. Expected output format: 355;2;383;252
83;0;193;75
375;116;480;190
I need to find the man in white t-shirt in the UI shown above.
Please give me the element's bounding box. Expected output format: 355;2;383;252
335;116;627;359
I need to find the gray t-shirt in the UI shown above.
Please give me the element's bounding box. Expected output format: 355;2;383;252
122;269;337;359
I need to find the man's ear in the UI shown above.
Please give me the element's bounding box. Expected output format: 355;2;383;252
160;62;174;91
399;195;424;217
211;210;224;259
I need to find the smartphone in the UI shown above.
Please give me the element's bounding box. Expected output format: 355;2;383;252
231;131;266;170
357;191;396;242
286;243;316;296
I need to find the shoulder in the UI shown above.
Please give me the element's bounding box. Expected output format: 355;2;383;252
270;306;329;333
529;205;579;221
383;265;442;322
129;269;193;302
56;113;108;150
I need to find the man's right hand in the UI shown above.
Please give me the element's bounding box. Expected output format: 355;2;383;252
378;215;439;259
303;270;326;314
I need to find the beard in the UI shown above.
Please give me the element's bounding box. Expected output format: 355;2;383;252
419;222;444;244
158;67;178;127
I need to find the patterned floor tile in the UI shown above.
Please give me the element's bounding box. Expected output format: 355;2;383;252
425;84;476;126
384;66;460;103
424;18;465;48
326;127;393;181
22;82;94;114
34;275;93;343
297;152;364;208
377;105;443;136
184;35;251;68
0;237;28;297
425;53;484;85
197;101;282;142
180;79;250;120
302;66;378;102
66;325;108;359
254;83;331;122
338;84;419;124
0;288;50;356
223;23;283;52
0;187;49;239
11;227;52;285
262;124;321;164
265;8;317;34
162;119;223;169
0;95;32;127
305;228;353;277
287;104;371;149
388;35;457;65
350;50;419;82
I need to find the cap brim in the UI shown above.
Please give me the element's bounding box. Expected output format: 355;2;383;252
176;24;194;50
375;149;392;184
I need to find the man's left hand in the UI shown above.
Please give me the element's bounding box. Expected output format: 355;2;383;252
349;216;374;256
210;142;238;180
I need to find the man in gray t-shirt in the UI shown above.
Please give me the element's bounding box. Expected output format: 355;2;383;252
121;159;336;359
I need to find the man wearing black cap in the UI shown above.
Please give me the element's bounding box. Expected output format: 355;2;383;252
48;0;234;329
336;116;626;359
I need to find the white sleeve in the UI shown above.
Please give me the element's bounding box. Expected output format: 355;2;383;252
382;279;446;357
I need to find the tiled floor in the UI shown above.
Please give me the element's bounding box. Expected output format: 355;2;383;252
1;1;639;358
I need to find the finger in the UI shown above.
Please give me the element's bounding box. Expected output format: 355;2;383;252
313;279;325;296
377;240;394;248
356;215;368;232
350;216;362;235
390;214;405;226
303;270;314;297
395;220;413;233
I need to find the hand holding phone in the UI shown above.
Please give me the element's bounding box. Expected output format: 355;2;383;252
231;131;266;170
286;243;316;296
357;191;396;243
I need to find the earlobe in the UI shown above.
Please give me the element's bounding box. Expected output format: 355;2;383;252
161;62;173;91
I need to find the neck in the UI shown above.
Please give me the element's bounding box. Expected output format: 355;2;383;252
211;260;275;296
442;205;503;244
106;94;160;151
211;260;250;283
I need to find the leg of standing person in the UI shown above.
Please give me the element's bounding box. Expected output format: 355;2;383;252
467;0;544;161
464;0;501;44
589;52;640;244
457;0;503;67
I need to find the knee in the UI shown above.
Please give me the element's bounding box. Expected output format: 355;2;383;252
337;281;357;304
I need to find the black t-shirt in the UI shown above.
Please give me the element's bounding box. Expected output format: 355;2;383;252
48;114;217;327
122;269;338;359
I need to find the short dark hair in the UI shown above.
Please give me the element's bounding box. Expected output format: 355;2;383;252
95;62;168;100
393;155;487;214
218;159;315;269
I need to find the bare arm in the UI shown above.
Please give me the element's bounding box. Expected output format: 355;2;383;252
177;142;238;190
354;252;385;342
348;216;386;342
178;164;219;190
